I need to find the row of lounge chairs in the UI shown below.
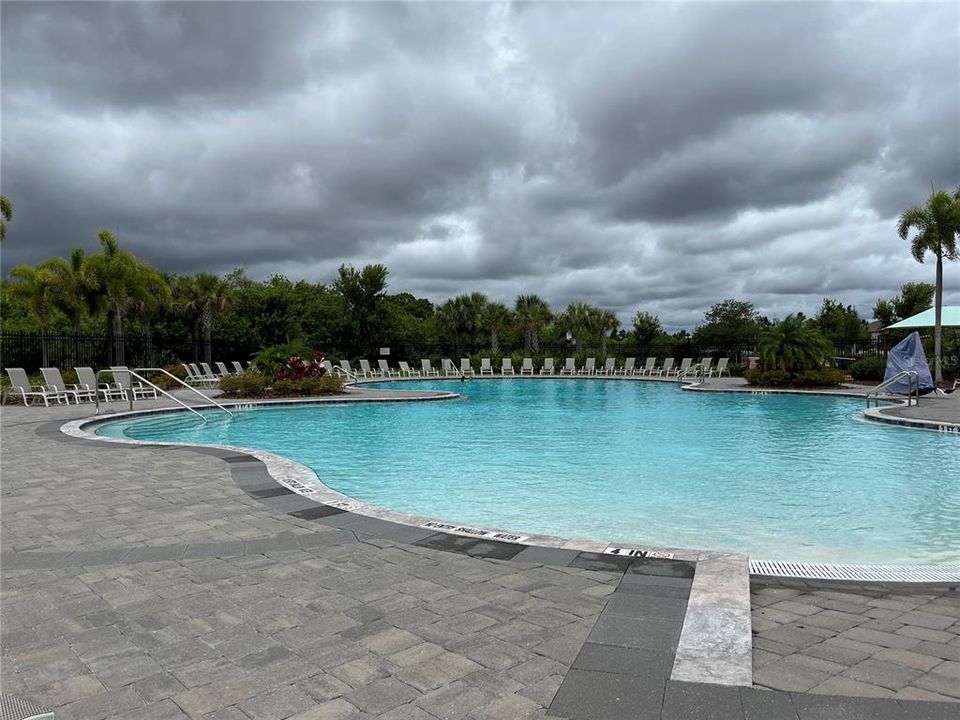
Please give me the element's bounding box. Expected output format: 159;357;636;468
339;356;731;379
4;361;253;406
3;366;160;406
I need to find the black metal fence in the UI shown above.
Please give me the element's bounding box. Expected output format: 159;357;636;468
0;331;901;373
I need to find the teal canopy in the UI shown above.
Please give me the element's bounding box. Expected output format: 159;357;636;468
886;306;960;329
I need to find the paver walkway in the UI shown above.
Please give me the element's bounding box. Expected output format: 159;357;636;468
2;396;958;720
752;580;960;703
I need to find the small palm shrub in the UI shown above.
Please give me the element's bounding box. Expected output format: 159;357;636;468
253;342;312;376
758;315;833;372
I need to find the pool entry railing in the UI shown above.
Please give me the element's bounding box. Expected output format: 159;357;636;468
866;370;920;408
330;364;358;383
676;363;705;385
95;367;234;420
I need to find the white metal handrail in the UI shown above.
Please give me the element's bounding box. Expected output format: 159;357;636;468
330;364;358;383
866;370;919;408
676;363;704;385
95;368;234;419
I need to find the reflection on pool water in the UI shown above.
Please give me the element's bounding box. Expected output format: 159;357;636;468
96;380;960;564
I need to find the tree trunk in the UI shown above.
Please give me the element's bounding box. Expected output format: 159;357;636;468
600;333;607;355
491;329;499;353
203;310;213;364
532;330;540;353
113;307;124;365
105;309;115;365
41;328;49;367
934;254;943;383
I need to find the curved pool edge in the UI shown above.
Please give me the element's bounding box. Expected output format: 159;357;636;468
61;390;960;584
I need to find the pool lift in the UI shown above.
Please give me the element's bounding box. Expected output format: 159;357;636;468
94;367;234;420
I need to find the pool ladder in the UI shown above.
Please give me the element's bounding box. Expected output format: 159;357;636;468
866;370;920;408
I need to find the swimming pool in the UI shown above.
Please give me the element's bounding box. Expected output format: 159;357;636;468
95;380;960;564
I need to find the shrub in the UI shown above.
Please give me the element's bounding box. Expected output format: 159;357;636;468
726;362;743;377
219;372;270;398
278;352;327;381
848;356;886;381
155;364;188;390
796;368;847;387
253;342;312;377
744;369;790;386
271;376;344;396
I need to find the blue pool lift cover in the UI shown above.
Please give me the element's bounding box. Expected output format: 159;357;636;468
883;331;934;394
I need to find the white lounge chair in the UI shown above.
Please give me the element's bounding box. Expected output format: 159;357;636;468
615;357;636;376
3;368;70;406
560;358;576;375
709;358;730;377
598;358;616;375
378;359;398;377
637;357;655;376
460;358;475;377
111;366;159;399
501;358;515;375
232;361;246;374
699;358;713;376
398;361;420;377
76;367;126;402
41;367;95;404
340;360;356;377
359;359;382;378
579;358;596;375
654;358;674;376
421;359;440;377
480;358;494;376
520;358;534;375
540;358;555;375
215;361;232;377
190;363;218;387
113;366;160;398
200;362;220;382
322;360;335;376
670;358;692;377
441;358;459;377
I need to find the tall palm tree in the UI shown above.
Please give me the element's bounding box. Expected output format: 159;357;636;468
8;264;57;365
437;293;488;355
897;187;960;383
43;248;95;333
174;274;232;363
514;295;552;352
598;309;620;355
86;230;169;363
479;302;512;352
0;195;12;241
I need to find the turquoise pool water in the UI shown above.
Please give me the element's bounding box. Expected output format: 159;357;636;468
96;380;960;564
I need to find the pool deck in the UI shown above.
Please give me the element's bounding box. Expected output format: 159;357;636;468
1;390;958;719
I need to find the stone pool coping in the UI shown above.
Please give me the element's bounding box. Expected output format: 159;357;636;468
62;386;960;586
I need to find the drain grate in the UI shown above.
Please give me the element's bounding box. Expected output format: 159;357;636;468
750;560;960;583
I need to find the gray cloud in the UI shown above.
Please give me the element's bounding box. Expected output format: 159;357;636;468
2;1;958;330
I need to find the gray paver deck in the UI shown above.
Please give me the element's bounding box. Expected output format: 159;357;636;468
751;580;960;703
2;395;958;720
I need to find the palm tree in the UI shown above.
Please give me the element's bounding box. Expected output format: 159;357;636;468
437;293;488;355
480;302;512;352
757;315;833;372
897;187;960;383
514;295;552;352
556;302;597;353
598;309;620;355
43;248;94;334
8;264;57;365
86;230;169;363
174;274;232;363
0;195;12;241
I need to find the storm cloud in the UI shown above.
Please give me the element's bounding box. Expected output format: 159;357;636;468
2;1;958;329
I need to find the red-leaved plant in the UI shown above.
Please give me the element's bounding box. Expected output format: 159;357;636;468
279;351;328;381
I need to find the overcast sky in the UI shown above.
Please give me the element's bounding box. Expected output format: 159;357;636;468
2;2;958;329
